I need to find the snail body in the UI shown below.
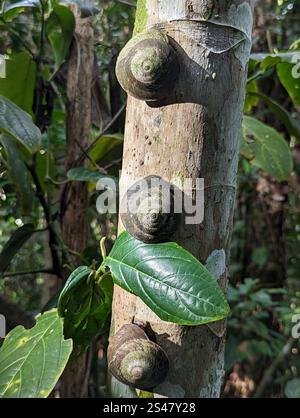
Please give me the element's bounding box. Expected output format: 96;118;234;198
120;175;180;244
108;324;169;390
116;29;179;102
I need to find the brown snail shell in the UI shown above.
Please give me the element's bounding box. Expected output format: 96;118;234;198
120;175;180;244
108;324;169;390
116;29;179;102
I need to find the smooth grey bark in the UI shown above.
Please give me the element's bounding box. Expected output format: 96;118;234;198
110;0;254;398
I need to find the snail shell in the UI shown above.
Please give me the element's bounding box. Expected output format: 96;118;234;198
108;324;169;390
120;175;180;244
116;29;179;102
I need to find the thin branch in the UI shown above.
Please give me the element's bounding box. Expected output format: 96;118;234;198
117;0;136;6
74;102;126;167
3;269;55;277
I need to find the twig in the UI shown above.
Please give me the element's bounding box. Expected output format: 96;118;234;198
117;0;136;6
74;102;126;166
3;269;55;277
80;345;94;398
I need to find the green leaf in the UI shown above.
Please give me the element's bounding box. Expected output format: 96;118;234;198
46;3;75;72
0;95;41;153
277;62;300;106
0;223;35;273
241;116;293;181
103;232;230;326
0;134;34;214
58;267;113;351
248;92;300;141
285;379;300;398
0;52;36;115
67;167;117;185
1;1;40;22
89;134;123;162
0;309;72;398
244;81;259;113
58;266;92;316
251;247;269;269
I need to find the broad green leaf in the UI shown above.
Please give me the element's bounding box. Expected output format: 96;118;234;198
0;95;41;153
58;266;92;316
285;379;300;398
89;133;123;162
0;223;35;273
0;52;36;115
67;167;117;184
0;309;72;398
248;92;300;141
242;116;293;181
58;267;113;351
0;134;34;214
103;232;230;326
277;62;300;106
46;4;75;72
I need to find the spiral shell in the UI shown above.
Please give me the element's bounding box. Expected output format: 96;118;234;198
120;175;180;243
108;324;169;390
116;29;179;102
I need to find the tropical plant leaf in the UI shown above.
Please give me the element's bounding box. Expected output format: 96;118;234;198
0;134;34;214
58;267;113;351
277;62;300;107
46;3;75;72
89;134;123;162
103;232;230;325
0;95;41;153
0;309;72;398
0;52;36;115
248;92;300;141
0;223;35;273
1;0;40;22
241;116;293;181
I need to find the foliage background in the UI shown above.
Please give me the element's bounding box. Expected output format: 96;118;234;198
0;0;299;398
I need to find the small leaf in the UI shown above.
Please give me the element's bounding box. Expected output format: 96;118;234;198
242;116;293;181
0;95;41;153
285;379;300;398
0;134;34;214
277;62;300;107
103;232;230;326
2;0;40;22
0;224;35;273
251;247;269;269
0;52;36;115
0;309;72;398
58;267;113;351
89;134;123;162
248;92;300;141
58;266;92;316
46;4;75;72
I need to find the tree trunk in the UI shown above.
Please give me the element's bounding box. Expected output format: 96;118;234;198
109;0;254;398
60;9;94;398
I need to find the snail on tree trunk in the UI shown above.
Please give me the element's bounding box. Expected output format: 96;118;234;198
116;29;180;102
120;175;180;243
108;324;169;390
